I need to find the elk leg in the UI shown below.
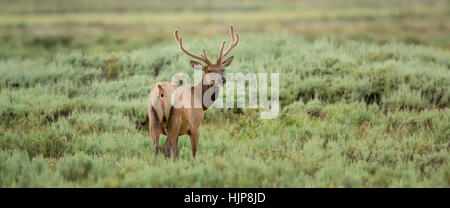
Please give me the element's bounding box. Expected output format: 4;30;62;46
149;120;160;156
168;134;179;160
189;131;199;158
166;117;181;160
167;129;180;160
163;136;171;158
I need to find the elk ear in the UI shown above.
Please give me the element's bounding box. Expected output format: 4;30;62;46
190;61;203;70
222;56;234;67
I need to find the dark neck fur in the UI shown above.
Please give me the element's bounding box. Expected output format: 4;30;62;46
191;76;219;110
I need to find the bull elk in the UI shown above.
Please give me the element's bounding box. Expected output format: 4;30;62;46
147;25;239;159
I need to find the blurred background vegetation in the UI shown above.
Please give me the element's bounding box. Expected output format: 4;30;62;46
0;0;449;59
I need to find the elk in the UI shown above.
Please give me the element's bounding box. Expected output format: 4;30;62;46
147;25;239;159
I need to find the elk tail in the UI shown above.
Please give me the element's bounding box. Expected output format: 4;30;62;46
157;84;164;94
157;84;166;112
156;84;170;131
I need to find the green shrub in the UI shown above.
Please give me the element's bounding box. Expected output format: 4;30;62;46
0;34;449;187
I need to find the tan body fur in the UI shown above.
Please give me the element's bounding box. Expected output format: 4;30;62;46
147;80;214;158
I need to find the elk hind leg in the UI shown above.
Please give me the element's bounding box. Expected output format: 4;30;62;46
166;110;180;160
150;121;160;156
189;131;199;158
149;105;161;156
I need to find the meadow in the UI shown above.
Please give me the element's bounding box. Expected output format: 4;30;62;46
0;0;449;187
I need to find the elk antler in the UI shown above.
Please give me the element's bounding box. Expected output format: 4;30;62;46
174;30;212;65
217;24;239;64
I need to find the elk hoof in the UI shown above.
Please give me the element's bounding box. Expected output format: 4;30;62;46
163;149;171;158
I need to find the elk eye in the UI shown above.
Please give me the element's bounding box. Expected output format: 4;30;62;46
160;94;164;98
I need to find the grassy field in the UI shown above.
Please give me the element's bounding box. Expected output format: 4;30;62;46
0;0;449;187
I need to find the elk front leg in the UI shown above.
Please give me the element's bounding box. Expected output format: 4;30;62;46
168;134;180;160
149;120;160;156
167;118;181;160
163;136;171;158
189;131;199;158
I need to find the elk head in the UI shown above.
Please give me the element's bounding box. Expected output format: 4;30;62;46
174;24;239;86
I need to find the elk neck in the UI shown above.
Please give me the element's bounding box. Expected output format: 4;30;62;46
190;75;220;110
